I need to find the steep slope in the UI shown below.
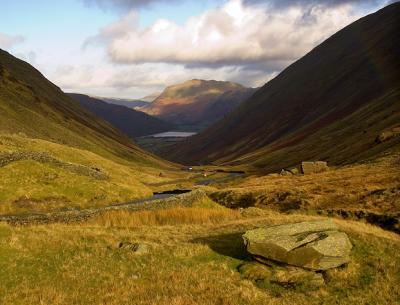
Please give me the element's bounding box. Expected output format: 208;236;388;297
0;49;182;214
139;79;253;127
0;48;158;163
166;3;400;170
201;87;257;125
68;93;174;138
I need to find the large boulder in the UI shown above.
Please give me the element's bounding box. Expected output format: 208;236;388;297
301;161;328;174
242;220;352;271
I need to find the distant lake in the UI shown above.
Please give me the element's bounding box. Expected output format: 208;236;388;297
147;131;197;138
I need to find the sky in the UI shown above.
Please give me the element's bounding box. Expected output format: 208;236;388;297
0;0;395;98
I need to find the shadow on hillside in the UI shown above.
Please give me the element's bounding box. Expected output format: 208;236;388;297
190;232;249;260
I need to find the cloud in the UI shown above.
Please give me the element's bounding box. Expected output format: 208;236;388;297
0;32;24;49
82;0;178;11
90;0;361;69
82;0;389;11
50;58;272;99
57;0;386;97
244;0;382;8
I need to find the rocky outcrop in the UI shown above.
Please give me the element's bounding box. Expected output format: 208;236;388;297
301;161;328;174
242;220;352;271
278;163;327;176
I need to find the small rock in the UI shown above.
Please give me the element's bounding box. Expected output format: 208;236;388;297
280;169;293;176
118;242;149;254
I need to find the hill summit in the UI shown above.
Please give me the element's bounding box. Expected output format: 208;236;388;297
139;79;255;127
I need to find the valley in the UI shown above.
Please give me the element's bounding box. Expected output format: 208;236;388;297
0;2;399;305
135;131;197;155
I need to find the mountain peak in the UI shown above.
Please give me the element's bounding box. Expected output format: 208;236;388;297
139;79;252;126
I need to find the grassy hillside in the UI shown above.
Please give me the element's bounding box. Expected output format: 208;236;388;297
0;134;192;215
0;49;185;215
139;79;253;128
166;3;400;169
0;49;167;164
68;93;174;138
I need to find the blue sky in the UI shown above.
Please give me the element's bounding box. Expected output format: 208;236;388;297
0;0;393;98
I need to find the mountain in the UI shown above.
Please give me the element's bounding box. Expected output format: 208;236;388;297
164;3;400;171
138;79;254;127
0;48;179;215
99;97;149;109
68;93;174;138
99;92;161;108
141;92;161;103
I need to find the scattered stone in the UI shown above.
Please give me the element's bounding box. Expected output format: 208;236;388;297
118;242;149;254
280;169;293;176
242;220;352;271
301;161;328;174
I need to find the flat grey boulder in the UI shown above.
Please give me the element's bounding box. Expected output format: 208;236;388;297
242;220;352;270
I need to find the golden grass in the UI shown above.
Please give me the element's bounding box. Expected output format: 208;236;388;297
1;209;399;305
212;152;400;215
88;207;243;227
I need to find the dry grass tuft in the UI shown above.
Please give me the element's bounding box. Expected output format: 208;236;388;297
88;207;242;227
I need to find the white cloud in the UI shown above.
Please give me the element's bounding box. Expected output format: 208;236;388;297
54;0;382;98
93;0;361;67
0;32;24;49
